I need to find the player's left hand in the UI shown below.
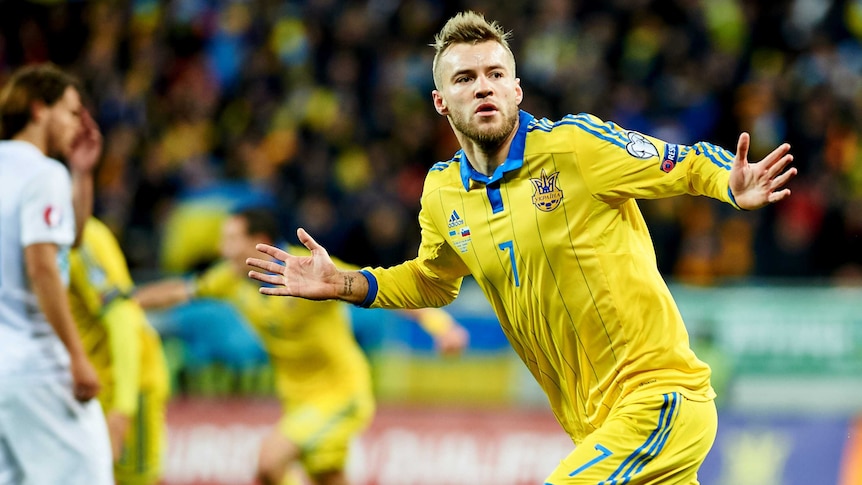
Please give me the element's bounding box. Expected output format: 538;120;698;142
67;109;102;173
729;132;797;210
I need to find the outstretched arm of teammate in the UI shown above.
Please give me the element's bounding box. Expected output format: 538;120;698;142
133;279;194;309
729;132;797;210
25;243;100;401
247;228;369;304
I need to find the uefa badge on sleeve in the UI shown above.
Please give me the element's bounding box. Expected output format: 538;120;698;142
660;144;681;173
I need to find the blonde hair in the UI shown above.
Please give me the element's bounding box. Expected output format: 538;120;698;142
431;11;514;89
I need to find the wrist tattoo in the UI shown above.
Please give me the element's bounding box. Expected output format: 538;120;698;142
341;274;355;296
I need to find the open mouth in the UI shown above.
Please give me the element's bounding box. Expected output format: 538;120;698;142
476;103;498;114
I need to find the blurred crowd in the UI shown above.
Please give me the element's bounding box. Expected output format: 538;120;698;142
2;0;862;284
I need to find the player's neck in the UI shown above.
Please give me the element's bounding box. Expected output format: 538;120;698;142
12;126;48;156
457;124;518;177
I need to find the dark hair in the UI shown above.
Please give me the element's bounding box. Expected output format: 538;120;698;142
232;207;281;242
0;63;81;139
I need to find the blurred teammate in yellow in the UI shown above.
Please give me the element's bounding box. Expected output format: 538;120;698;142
68;216;170;485
134;207;468;485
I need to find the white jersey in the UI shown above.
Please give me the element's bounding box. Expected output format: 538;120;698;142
0;140;76;380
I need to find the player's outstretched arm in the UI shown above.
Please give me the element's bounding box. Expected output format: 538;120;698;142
729;132;798;210
247;228;369;304
133;279;193;309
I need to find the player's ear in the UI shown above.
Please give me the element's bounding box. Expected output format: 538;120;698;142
432;90;448;115
29;100;47;124
514;78;523;106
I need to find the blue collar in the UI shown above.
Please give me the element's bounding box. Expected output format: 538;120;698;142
459;110;534;191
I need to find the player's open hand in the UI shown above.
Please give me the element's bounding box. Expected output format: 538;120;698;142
729;132;797;210
246;228;341;300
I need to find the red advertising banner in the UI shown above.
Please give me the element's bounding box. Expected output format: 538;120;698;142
165;398;278;484
164;398;860;485
345;406;573;485
164;398;573;485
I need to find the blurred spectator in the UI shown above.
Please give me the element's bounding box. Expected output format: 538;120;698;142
2;0;861;285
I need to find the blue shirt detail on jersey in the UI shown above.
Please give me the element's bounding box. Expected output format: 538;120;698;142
459;110;535;191
486;183;504;213
358;269;378;308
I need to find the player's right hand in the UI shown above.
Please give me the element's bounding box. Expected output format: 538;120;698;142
70;354;101;402
67;108;103;174
247;228;343;300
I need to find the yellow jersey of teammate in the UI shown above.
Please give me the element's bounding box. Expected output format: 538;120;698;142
363;111;736;443
194;254;372;403
68;217;169;485
134;207;467;484
194;253;377;479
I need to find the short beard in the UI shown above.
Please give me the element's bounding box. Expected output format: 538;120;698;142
450;109;518;153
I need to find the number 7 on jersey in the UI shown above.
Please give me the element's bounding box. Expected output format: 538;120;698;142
498;240;520;287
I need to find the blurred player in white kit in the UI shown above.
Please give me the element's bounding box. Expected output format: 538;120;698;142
0;63;112;485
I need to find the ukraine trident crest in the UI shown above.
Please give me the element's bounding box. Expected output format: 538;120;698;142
531;169;563;212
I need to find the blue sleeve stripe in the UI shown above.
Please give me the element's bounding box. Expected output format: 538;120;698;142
527;117;556;133
693;142;733;170
430;162;448;172
569;114;629;143
529;114;630;151
727;186;745;210
357;269;378;308
567;118;627;149
707;143;734;166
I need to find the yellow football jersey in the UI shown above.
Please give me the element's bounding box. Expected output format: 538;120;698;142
194;250;372;405
363;111;735;444
69;218;170;414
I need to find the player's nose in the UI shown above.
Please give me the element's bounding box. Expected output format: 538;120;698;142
474;76;493;97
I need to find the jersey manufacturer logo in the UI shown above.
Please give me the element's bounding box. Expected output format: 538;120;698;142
661;143;680;173
626;131;659;159
446;210;471;253
448;210;465;228
43;205;62;228
531;169;563;212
